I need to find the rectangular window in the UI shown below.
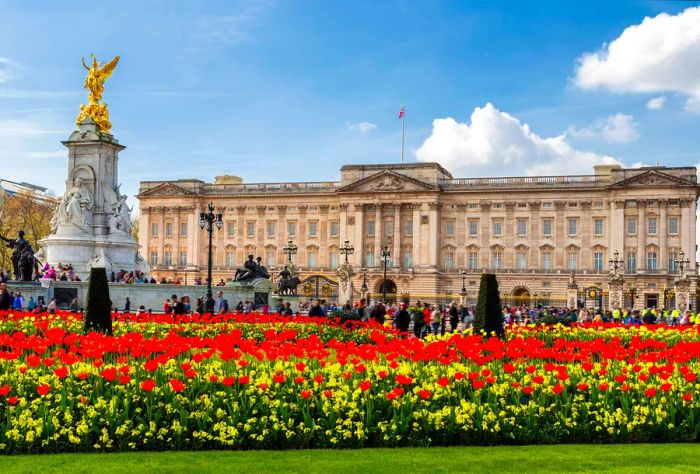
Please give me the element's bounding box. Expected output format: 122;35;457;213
165;223;173;237
266;251;275;268
542;219;552;237
367;220;375;236
468;220;478;237
329;252;339;269
492;252;502;270
446;221;455;237
541;252;552;271
365;251;375;267
668;252;678;273
306;251;317;268
309;222;318;237
287;222;296;236
444;251;454;270
267;222;276;238
225;251;235;269
403;251;413;268
627;218;637;235
648;217;657;235
492;221;502;237
468;251;478;270
517;219;527;236
626;252;637;273
226;222;235;237
541;202;553;209
180;223;188;237
330;221;339;237
567;252;578;270
593;252;604;271
567;219;577;236
647;252;657;271
405;220;413;236
516;251;527;270
164;251;172;266
246;222;255;237
384;220;394;236
179;251;187;267
150;250;158;266
594;219;604;236
669;217;678;234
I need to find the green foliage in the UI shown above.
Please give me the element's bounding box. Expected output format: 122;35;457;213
474;273;504;337
84;267;113;335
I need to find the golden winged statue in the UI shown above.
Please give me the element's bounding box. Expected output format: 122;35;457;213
76;54;120;133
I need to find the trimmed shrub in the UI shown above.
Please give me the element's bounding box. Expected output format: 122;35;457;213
474;273;504;337
84;267;113;335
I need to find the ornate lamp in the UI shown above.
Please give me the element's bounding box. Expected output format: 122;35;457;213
199;202;223;314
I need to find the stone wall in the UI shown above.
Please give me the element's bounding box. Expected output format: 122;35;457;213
7;280;271;312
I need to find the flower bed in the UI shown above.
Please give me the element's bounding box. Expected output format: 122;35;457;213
0;312;699;452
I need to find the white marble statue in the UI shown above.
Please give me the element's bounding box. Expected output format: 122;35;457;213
108;194;133;236
53;177;93;233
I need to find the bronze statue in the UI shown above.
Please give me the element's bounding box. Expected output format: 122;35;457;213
277;264;300;296
76;54;120;132
0;231;29;280
18;245;39;282
233;254;270;282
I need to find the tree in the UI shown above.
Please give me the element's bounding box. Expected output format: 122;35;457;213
0;189;57;273
84;267;113;335
474;273;504;337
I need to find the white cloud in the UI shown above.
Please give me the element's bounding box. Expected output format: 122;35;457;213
573;7;700;111
567;113;639;143
646;96;666;110
0;57;23;84
415;103;618;176
347;121;377;133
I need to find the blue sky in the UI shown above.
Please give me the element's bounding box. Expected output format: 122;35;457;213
1;0;700;200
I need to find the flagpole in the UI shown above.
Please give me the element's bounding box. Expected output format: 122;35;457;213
400;105;405;164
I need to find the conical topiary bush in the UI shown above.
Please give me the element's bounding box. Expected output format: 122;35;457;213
474;273;504;337
83;267;113;335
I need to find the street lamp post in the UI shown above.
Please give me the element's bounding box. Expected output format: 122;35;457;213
609;250;622;274
283;239;298;268
339;239;354;264
460;270;467;304
360;267;368;302
381;245;391;302
199;202;223;314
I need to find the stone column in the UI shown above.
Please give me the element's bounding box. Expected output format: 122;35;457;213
139;207;150;263
393;204;401;268
319;205;329;267
192;203;202;269
681;200;694;268
427;202;439;269
339;203;348;244
608;280;624;311
675;278;691;313
337;263;354;305
353;204;364;267
374;204;382;267
412;204;421;268
504;202;515;268
637;203;646;271
277;205;287;267
236;206;246;263
158;208;165;264
479;203;491;268
659;200;668;274
610;200;625;264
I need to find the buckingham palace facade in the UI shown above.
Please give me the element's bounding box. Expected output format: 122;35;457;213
137;162;699;309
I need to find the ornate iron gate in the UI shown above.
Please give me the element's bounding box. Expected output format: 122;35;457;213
299;275;338;300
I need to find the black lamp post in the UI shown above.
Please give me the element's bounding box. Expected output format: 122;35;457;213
199;202;223;313
283;239;298;267
628;284;637;308
609;250;622;274
460;269;467;294
339;239;354;264
381;244;391;302
361;267;368;301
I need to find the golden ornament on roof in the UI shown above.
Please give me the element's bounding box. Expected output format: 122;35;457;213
76;54;120;133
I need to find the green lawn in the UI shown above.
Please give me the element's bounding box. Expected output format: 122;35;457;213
1;445;699;473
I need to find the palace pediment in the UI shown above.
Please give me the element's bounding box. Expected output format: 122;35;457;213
610;169;696;188
138;182;195;197
335;170;438;194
